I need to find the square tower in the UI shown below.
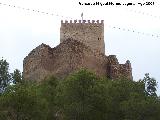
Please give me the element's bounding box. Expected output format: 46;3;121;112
60;20;105;54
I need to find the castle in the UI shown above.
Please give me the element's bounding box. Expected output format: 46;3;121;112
23;20;132;81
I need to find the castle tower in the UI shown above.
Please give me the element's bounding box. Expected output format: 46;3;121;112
60;20;105;54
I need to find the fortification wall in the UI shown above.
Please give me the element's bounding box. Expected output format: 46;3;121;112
23;43;53;81
119;60;132;80
23;39;109;81
23;19;132;81
60;20;105;54
23;39;132;81
106;55;132;80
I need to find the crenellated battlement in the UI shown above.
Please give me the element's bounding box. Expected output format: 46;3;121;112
61;20;104;24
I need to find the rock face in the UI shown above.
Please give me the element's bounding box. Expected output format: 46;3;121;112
23;20;132;81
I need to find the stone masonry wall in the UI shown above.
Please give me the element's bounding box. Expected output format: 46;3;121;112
23;44;53;81
60;20;105;54
23;19;132;81
23;39;108;81
106;55;132;80
23;39;132;81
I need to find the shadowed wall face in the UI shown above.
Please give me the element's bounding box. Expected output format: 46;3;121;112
60;20;105;54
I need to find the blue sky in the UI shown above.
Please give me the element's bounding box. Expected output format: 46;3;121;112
0;0;160;94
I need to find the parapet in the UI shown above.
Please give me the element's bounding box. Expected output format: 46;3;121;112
61;20;104;24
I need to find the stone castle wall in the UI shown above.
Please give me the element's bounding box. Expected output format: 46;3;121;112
60;20;105;54
23;20;132;81
23;44;52;81
23;39;109;81
106;55;132;80
23;39;132;81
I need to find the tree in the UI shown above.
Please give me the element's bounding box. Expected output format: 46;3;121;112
142;73;157;97
0;69;160;120
39;76;59;120
0;58;11;93
57;69;108;120
119;74;160;120
11;69;22;84
0;81;49;120
0;76;59;120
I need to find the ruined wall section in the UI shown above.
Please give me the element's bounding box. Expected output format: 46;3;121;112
23;40;132;81
60;20;105;54
119;60;132;80
41;38;108;79
23;43;53;81
23;38;109;81
106;55;132;80
106;55;119;79
41;39;87;78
